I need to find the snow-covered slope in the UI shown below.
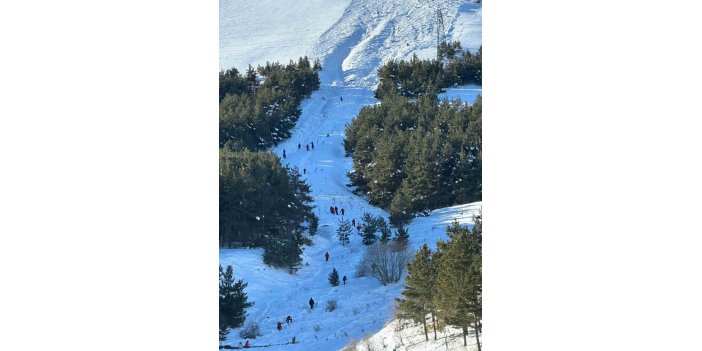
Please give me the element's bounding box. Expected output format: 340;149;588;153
220;1;481;349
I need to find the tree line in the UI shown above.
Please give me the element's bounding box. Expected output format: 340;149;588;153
220;57;321;150
396;215;482;349
375;42;481;100
344;93;481;225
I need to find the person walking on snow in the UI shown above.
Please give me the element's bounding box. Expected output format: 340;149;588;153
303;168;306;174
244;340;250;348
298;143;301;150
277;321;283;331
334;206;338;215
306;144;310;151
311;142;315;150
309;298;315;309
282;149;286;158
341;208;345;216
343;275;347;285
325;251;330;262
286;315;293;324
340;96;343;101
330;206;335;215
352;219;355;226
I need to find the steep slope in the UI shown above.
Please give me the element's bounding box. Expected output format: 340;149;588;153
219;1;481;349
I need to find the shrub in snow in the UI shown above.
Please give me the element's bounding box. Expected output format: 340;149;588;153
239;321;260;339
325;299;338;312
355;242;412;285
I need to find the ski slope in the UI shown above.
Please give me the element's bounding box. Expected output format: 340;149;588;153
220;1;481;349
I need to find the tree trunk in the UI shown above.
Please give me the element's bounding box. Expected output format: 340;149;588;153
462;325;467;347
422;316;429;341
473;322;481;351
431;311;437;340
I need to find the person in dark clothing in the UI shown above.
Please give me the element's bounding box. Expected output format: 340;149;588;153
303;168;306;174
292;336;296;344
283;149;286;158
352;219;355;226
341;208;345;216
334;206;338;215
277;321;283;331
356;225;362;234
311;142;315;150
298;143;301;150
343;275;347;285
306;144;310;151
340;96;343;101
286;315;293;324
244;340;250;348
330;206;335;215
325;251;330;262
309;298;315;309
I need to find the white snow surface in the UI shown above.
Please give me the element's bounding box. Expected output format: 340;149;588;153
220;1;481;349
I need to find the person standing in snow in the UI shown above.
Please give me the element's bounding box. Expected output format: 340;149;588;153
325;251;330;262
356;225;362;235
298;143;301;150
244;340;250;348
292;336;296;344
283;149;286;158
340;96;343;101
341;208;345;216
277;321;283;331
343;275;347;285
330;206;335;215
352;218;356;226
309;298;315;309
334;206;338;215
306;144;310;151
311;141;315;150
286;315;293;324
303;168;306;174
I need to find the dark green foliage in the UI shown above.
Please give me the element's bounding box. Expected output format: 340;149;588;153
336;218;352;245
328;268;340;286
308;214;319;236
393;225;410;245
435;216;482;348
219;148;316;256
263;234;303;274
219;57;321;150
379;221;392;244
396;244;438;341
360;212;378;245
375;44;481;100
219;265;254;336
346;93;481;225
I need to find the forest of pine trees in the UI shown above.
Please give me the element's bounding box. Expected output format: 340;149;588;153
219;58;321;273
220;57;321;150
396;215;482;349
345;93;481;225
375;43;481;100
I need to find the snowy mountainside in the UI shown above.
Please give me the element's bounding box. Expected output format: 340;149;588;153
220;0;481;349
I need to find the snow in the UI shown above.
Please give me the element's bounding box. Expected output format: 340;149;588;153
438;84;482;104
346;318;481;351
220;0;481;349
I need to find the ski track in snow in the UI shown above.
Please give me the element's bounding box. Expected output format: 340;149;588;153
220;1;481;349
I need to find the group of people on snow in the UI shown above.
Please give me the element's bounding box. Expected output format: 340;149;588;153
282;141;316;159
329;206;344;216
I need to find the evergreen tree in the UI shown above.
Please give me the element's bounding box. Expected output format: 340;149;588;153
308;213;319;236
328;268;340;286
379;220;392;244
336;218;352;245
396;244;438;341
394;225;410;246
435;218;482;349
219;265;254;334
361;212;378;245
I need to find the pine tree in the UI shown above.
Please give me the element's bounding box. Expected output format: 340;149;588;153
308;213;319;236
361;212;378;245
379;220;392;244
396;244;438;341
336;218;352;245
435;219;481;349
394;225;410;246
328;268;340;286
219;265;254;333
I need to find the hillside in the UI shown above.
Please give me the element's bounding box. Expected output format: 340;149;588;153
219;1;481;349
